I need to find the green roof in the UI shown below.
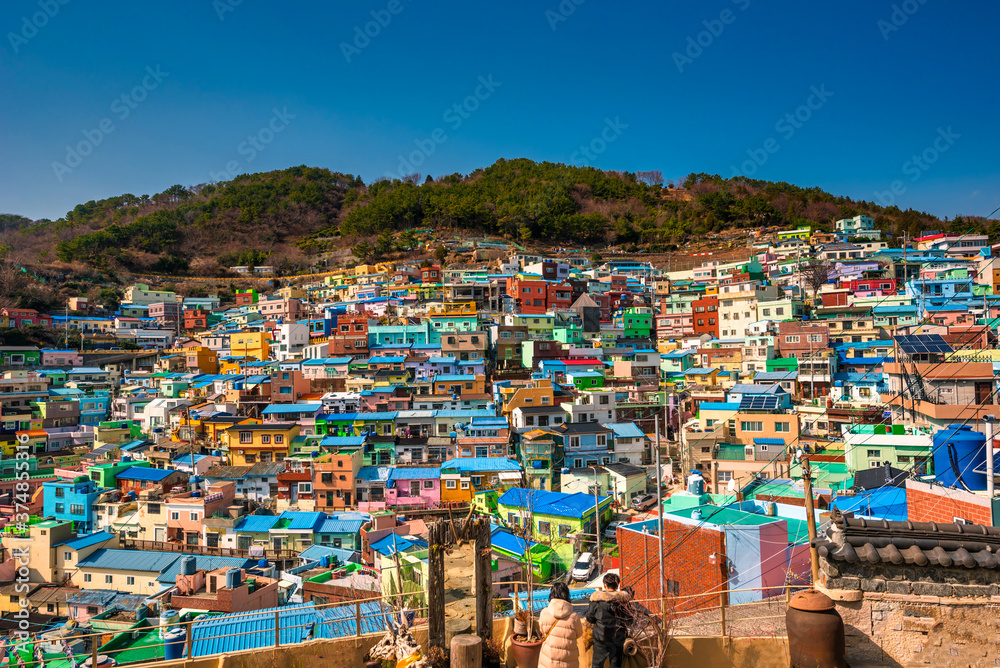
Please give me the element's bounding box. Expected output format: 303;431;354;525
715;444;746;461
666;504;809;545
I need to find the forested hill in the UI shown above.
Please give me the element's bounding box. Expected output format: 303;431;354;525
3;159;990;277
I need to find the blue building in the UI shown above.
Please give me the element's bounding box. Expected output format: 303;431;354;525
42;477;104;534
552;422;614;468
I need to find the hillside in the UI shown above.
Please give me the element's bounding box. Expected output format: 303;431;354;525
2;159;993;294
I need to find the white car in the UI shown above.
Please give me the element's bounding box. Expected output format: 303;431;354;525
571;552;597;581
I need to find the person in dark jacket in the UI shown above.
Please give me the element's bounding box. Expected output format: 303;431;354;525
585;573;632;668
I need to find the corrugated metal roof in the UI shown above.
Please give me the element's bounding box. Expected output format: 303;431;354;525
356;466;391;482
66;589;118;606
316;519;365;534
61;531;116;551
314;602;387;638
297;544;360;564
76;549;179;573
388;467;441;481
191;603;317;656
262;403;323;415
235;514;282;533
275;511;325;531
115;466;176;482
440;457;521;473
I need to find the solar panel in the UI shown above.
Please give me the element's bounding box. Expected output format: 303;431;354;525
739;395;780;411
892;334;953;355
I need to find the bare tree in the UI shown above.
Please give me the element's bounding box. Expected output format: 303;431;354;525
800;261;831;299
636;170;664;187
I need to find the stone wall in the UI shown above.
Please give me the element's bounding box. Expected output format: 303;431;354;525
821;557;1000;665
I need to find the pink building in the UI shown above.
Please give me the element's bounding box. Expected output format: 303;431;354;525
42;349;84;367
164;481;236;546
386;468;440;508
257;297;303;321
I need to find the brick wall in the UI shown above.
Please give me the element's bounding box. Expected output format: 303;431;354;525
619;519;725;616
905;479;993;526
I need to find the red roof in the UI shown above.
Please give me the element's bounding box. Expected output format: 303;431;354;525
563;358;603;365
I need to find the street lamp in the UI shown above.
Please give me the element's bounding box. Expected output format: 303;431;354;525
590;465;602;573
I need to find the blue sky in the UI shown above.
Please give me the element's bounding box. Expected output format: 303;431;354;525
1;0;997;222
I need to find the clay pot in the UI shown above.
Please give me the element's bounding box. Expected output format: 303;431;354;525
510;637;544;668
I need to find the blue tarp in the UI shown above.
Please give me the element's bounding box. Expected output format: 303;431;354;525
830;487;908;522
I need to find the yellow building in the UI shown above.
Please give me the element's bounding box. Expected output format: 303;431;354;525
229;331;271;362
182;346;219;374
500;379;555;416
223;422;299;465
439;469;473;504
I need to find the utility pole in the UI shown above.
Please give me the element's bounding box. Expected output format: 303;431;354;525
655;415;666;615
590;465;602;573
802;457;820;587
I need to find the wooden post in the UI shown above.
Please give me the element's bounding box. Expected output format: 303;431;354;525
186;619;194;658
802;458;820;586
450;634;482;668
428;521;446;650
719;592;727;637
91;631;99;667
356;600;362;638
474;519;493;642
275;610;281;647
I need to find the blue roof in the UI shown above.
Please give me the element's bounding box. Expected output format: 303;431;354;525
191;603;319;656
489;524;539;557
276;511;326;531
367;356;406;364
75;549;181;573
316;519;366;534
434;374;477;382
297;544;360;564
262;403;322;415
369;534;428;557
685;368;718;375
498;488;611;519
697;402;740;411
753;437;786;446
603;423;646;439
313;602;388;639
389;467;441;481
66;589;119;607
830;487;907;522
440;457;522;473
318;436;367;447
235;514;282;533
115;466;176;482
832;372;885;384
172;454;209;465
428;356;457;364
61;531;115;551
356;466;392;482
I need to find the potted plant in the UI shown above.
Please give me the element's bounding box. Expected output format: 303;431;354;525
510;609;543;668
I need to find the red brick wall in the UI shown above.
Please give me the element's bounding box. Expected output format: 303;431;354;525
906;480;993;526
618;519;725;616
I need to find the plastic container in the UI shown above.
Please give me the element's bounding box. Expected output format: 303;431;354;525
163;628;186;661
932;424;988;490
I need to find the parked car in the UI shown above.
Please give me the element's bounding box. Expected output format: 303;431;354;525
632;494;657;511
605;521;625;540
571;552;597;581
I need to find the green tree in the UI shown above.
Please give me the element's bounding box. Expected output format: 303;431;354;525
353;241;376;263
433;245;448;265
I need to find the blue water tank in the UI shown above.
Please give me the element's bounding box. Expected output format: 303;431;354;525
257;559;268;568
933;424;988;490
163;628;186;660
225;568;241;589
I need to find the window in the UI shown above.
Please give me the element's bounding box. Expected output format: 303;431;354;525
148;503;161;514
538;521;551;535
717;471;733;482
126;576;135;586
559;524;571;538
261;434;271;444
774;422;790;433
55;487;65;497
298;483;312;494
189;512;199;521
740;421;763;432
423;480;434;489
171;512;180;520
866;450;881;458
570;436;580;448
460;481;470;489
70;504;84;515
784;335;800;343
105;575;113;584
274;435;284;444
239;431;252;444
55;503;65;513
63;551;72;561
84;574;92;583
446;480;457;489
